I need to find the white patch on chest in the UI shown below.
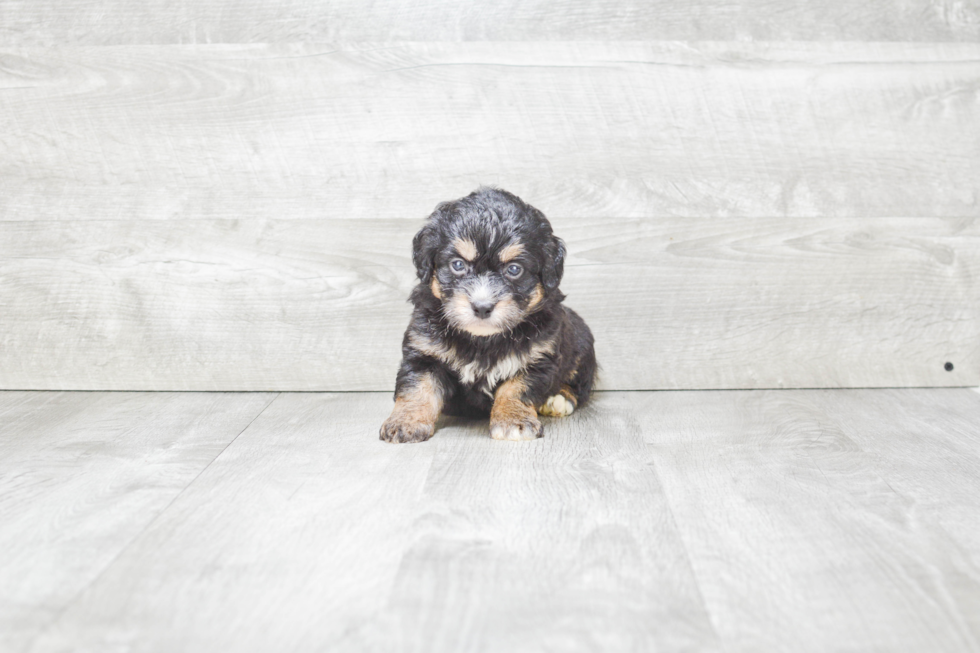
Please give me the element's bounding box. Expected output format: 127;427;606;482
483;354;525;392
460;341;556;397
457;359;482;386
408;330;557;397
457;355;522;396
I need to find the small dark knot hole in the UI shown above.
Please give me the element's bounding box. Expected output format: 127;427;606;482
944;362;954;372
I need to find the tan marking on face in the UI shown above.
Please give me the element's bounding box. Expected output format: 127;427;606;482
498;241;524;263
527;284;544;310
448;293;497;336
446;293;522;337
490;375;542;440
430;277;443;299
493;296;520;323
454;238;478;262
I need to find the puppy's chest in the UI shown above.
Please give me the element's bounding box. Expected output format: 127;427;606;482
408;330;555;397
453;352;526;397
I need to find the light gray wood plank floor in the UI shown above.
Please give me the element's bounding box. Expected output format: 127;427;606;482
3;388;980;652
0;391;277;653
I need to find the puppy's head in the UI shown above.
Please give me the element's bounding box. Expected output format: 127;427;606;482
413;187;565;337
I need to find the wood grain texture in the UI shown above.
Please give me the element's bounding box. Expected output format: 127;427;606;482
2;0;978;45
1;42;978;221
28;393;442;653
809;388;980;632
28;392;720;653
348;393;718;652
636;388;980;652
1;217;976;391
12;388;980;651
0;390;275;653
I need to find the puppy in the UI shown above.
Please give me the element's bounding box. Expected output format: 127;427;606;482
380;187;597;443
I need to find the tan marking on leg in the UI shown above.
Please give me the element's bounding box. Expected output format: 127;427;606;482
558;384;578;407
538;384;577;417
565;354;582;381
380;373;443;444
498;241;524;263
538;385;576;417
490;375;542;441
454;238;478;262
430;277;443;299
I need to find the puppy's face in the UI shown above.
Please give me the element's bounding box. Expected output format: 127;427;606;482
435;236;540;337
413;188;565;337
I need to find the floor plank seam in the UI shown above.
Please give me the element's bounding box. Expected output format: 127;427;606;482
24;392;283;651
640;434;729;651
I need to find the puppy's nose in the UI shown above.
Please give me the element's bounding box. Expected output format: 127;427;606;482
471;301;496;319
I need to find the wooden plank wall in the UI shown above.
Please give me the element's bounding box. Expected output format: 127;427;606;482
4;1;979;43
1;8;978;391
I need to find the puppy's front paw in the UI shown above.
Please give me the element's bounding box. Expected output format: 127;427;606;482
490;414;543;441
490;376;543;441
380;416;435;444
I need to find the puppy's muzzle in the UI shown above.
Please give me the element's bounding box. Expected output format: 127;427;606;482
445;273;521;336
465;275;502;318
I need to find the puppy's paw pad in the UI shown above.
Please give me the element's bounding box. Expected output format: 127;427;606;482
379;418;434;444
538;394;574;417
490;417;543;441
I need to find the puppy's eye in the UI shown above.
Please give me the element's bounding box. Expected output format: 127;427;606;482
505;263;523;278
450;259;467;273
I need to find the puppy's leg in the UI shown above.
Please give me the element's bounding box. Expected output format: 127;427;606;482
557;307;598;409
490;375;542;441
380;371;444;444
538;384;577;417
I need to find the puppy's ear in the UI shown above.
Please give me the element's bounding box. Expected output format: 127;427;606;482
412;222;440;284
542;236;566;291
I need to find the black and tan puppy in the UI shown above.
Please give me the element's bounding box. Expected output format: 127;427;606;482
380;187;597;443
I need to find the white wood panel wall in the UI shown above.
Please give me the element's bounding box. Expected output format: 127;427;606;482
2;43;978;222
1;37;977;391
1;217;976;391
2;1;978;44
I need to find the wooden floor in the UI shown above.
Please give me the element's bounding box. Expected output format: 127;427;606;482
3;388;980;652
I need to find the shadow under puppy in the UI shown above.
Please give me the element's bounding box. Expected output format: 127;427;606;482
381;187;597;443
